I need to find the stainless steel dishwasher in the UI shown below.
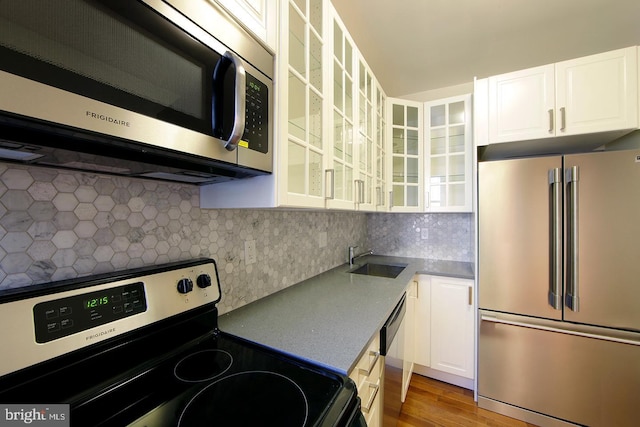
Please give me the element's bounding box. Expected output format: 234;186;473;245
380;293;406;427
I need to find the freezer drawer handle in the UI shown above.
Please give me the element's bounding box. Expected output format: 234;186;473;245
481;315;640;346
548;168;563;310
565;166;580;312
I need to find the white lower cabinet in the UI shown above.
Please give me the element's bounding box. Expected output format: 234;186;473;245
402;280;417;401
349;333;382;427
413;276;431;368
412;274;475;388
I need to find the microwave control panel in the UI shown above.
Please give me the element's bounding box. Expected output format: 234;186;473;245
242;73;269;154
33;282;147;343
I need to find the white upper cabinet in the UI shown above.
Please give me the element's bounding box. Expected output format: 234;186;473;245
374;83;388;211
326;9;356;210
488;46;638;144
326;6;386;212
424;94;473;212
556;47;638;136
355;59;377;211
388;98;423;212
279;0;327;208
489;64;554;143
214;0;277;51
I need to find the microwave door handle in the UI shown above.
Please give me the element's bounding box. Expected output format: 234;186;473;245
212;52;246;151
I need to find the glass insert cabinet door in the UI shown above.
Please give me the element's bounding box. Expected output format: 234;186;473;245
356;58;375;209
326;10;356;209
374;82;387;211
285;0;325;207
388;98;423;211
424;94;472;212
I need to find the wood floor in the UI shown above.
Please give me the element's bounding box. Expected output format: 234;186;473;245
397;374;539;427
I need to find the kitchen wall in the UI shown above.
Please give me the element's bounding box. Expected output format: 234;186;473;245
0;162;368;314
0;162;473;313
366;213;474;262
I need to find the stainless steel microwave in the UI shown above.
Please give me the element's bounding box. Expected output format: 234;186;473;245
0;0;273;184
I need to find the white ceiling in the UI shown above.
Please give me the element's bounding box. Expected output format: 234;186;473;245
330;0;640;97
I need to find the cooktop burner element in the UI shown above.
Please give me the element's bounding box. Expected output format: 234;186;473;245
174;349;233;382
0;259;364;426
178;371;309;426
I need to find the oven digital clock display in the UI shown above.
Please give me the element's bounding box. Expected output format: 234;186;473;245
84;296;109;309
33;282;147;343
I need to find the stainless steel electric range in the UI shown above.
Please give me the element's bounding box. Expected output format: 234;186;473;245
0;259;365;426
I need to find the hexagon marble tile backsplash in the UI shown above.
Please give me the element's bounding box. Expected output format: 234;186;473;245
0;163;368;314
0;162;473;314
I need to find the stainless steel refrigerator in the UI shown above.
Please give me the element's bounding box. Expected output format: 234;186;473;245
478;148;640;427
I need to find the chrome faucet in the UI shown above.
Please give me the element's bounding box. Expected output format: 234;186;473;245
348;246;373;267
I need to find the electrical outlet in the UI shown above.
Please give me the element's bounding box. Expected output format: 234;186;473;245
421;228;429;240
318;231;327;248
244;240;256;265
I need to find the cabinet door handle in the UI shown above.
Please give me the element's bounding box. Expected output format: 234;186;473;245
361;381;380;414
560;107;566;132
359;350;380;376
468;286;473;306
325;169;335;200
354;180;363;204
548;109;554;133
389;191;394;209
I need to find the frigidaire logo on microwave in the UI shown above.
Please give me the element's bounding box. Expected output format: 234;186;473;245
86;110;130;127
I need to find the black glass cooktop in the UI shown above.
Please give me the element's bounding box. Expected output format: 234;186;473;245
115;333;345;427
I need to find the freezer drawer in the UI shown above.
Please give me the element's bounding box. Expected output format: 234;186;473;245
479;311;640;427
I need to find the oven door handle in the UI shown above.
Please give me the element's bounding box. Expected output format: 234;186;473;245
212;51;246;151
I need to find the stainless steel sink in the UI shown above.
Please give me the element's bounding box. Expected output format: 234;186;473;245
349;263;407;279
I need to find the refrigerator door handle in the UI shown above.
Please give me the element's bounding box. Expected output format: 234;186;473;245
548;168;563;310
566;166;580;312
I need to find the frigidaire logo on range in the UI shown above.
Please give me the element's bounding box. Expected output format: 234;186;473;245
1;405;69;426
86;328;116;341
86;110;130;127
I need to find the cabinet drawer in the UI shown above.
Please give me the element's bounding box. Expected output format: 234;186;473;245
361;376;381;425
349;334;381;391
350;334;382;426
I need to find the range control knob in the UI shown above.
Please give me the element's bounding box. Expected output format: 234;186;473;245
196;274;212;289
177;278;194;294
